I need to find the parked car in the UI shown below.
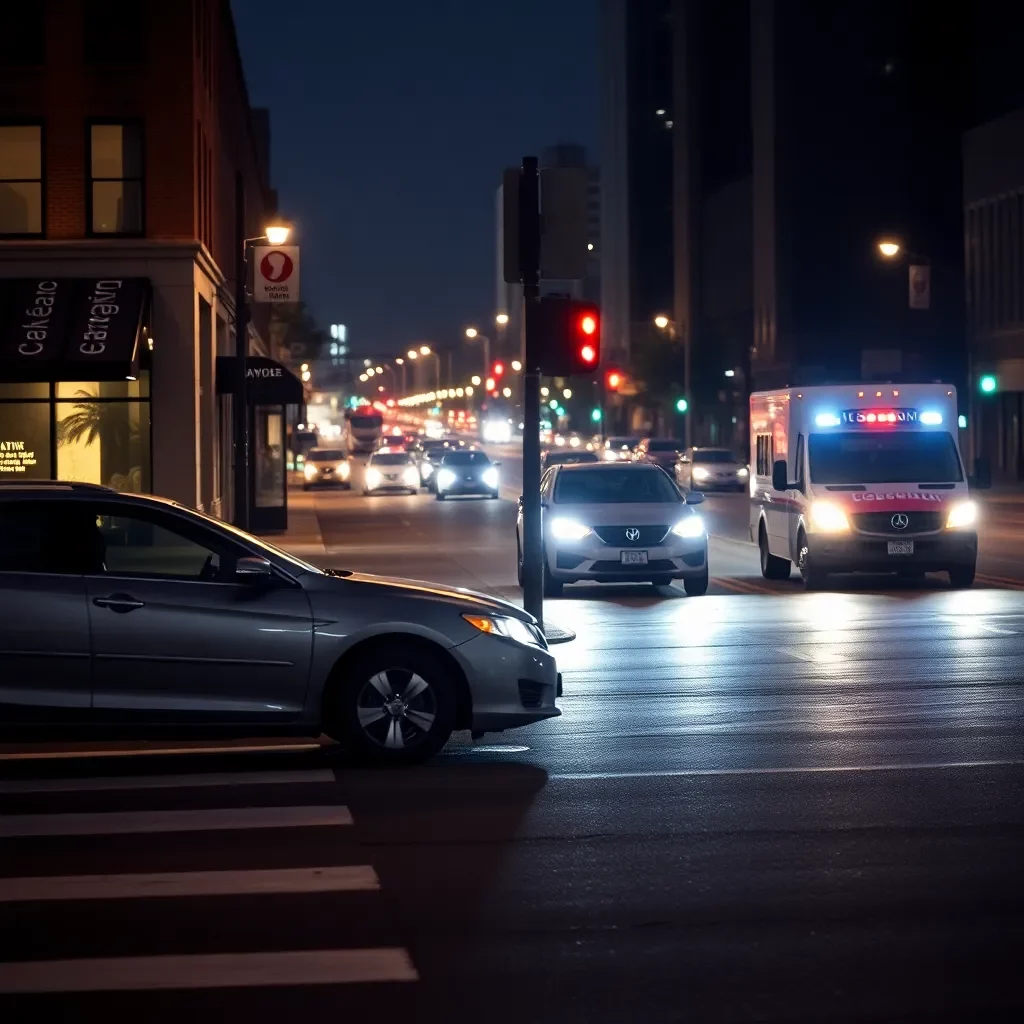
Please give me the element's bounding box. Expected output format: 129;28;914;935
0;481;560;765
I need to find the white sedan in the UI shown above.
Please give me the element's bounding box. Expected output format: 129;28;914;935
516;463;708;596
675;447;749;492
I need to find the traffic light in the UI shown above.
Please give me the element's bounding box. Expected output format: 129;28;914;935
606;370;622;391
591;407;602;423
675;397;689;414
493;362;505;378
536;296;601;375
979;374;998;394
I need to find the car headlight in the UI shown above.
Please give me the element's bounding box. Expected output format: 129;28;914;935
402;467;420;486
365;468;382;490
482;466;499;488
671;515;705;539
303;463;318;480
338;462;350;478
945;500;978;530
737;467;749;477
421;461;434;478
603;449;618;461
463;613;544;648
692;466;710;481
550;517;592;540
809;500;850;533
437;468;456;490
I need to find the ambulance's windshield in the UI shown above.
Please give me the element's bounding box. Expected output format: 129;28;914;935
808;432;963;485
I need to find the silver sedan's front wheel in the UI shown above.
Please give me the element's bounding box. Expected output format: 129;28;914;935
329;648;456;765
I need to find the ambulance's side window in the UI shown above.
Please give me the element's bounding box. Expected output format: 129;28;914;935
756;434;774;476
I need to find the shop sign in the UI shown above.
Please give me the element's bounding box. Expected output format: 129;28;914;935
253;246;300;303
0;439;39;474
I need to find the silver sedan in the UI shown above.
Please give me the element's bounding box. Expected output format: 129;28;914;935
0;483;560;765
516;463;708;596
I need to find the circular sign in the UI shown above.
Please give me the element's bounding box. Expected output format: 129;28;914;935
259;250;294;283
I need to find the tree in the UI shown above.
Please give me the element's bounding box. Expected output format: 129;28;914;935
268;301;329;368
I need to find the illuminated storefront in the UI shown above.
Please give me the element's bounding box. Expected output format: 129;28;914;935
0;277;151;491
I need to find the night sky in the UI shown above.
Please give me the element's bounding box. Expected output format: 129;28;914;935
232;1;598;357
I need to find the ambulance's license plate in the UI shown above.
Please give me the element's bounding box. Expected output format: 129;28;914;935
887;541;914;556
621;551;648;565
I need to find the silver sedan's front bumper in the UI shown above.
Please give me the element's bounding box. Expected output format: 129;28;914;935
546;533;707;582
452;632;560;733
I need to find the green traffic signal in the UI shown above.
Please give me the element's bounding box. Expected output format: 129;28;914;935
979;374;997;394
549;399;559;409
591;408;602;422
675;397;688;414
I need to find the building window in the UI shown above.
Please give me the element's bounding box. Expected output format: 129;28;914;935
0;6;45;66
84;0;145;65
0;125;43;236
88;122;143;235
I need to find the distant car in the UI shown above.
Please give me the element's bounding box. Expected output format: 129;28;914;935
635;438;684;471
364;449;421;495
516;462;708;597
676;447;749;492
302;448;351;490
414;439;458;490
436;450;501;500
0;481;560;765
542;449;600;470
603;436;641;462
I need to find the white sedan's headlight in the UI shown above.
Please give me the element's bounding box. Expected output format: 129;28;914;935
809;500;850;533
482;466;499;489
437;468;456;490
945;500;978;530
671;515;705;539
365;468;382;490
550;517;592;540
692;466;710;481
737;467;749;477
303;462;318;480
402;466;420;486
463;613;544;647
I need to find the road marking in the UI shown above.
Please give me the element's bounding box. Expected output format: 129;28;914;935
0;805;353;838
0;865;379;903
0;742;323;762
553;758;1024;781
0;769;336;794
0;948;419;992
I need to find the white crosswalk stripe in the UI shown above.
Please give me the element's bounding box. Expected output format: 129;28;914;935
0;761;418;991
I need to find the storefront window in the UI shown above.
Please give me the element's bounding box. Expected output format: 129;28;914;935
0;382;49;399
254;407;284;508
55;391;150;492
57;376;148;400
0;401;51;479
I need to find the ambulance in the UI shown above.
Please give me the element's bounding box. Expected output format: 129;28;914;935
749;384;980;589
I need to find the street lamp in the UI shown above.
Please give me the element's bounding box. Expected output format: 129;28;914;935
496;313;509;326
407;349;418;360
465;327;490;376
511;360;522;372
395;356;407;392
232;204;294;530
418;345;440;388
877;240;901;258
654;314;671;330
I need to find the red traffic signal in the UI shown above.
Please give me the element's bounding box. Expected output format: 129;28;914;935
537;297;601;376
493;361;505;377
606;370;622;390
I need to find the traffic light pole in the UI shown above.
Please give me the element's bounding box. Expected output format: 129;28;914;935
519;156;544;626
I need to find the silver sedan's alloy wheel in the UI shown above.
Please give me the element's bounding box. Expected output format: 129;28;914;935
356;669;438;751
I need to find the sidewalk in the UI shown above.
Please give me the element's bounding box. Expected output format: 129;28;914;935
263;488;326;558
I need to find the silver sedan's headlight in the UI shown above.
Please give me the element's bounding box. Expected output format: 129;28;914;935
671;515;705;539
463;613;545;647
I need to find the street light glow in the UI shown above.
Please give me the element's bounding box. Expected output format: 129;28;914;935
502;387;512;398
359;373;368;382
420;345;431;355
654;315;670;330
471;375;482;386
407;350;418;359
563;388;572;399
540;386;549;397
395;357;404;365
878;240;901;258
511;360;522;372
301;371;311;382
495;313;509;325
374;366;383;374
465;327;478;338
366;367;375;376
264;223;291;245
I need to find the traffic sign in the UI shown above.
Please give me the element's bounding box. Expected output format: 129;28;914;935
254;246;300;303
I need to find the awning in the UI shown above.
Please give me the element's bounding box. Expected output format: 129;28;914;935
0;277;149;382
216;356;305;404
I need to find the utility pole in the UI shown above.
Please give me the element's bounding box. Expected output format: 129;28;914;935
519;156;543;625
233;171;250;531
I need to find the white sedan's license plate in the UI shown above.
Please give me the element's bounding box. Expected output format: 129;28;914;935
888;541;914;556
621;551;648;565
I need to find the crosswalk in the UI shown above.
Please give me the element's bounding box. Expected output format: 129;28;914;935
0;758;419;997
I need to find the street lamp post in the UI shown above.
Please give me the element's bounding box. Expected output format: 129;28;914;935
232;169;290;530
465;327;491;379
654;314;689;446
395;357;407;393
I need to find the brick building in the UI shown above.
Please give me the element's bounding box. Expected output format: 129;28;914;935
0;0;291;522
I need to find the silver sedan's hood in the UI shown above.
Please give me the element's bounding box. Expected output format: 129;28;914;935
334;570;535;622
550;502;691;526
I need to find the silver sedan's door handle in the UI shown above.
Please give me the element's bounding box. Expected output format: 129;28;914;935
92;593;145;613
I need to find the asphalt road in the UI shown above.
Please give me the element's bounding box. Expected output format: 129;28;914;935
2;461;1024;1020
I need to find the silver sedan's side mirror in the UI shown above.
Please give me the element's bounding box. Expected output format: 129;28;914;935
685;492;705;505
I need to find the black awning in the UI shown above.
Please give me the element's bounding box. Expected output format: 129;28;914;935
216;356;305;405
0;277;149;382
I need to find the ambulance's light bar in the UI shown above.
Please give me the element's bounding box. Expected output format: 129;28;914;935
919;411;943;426
815;412;841;427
